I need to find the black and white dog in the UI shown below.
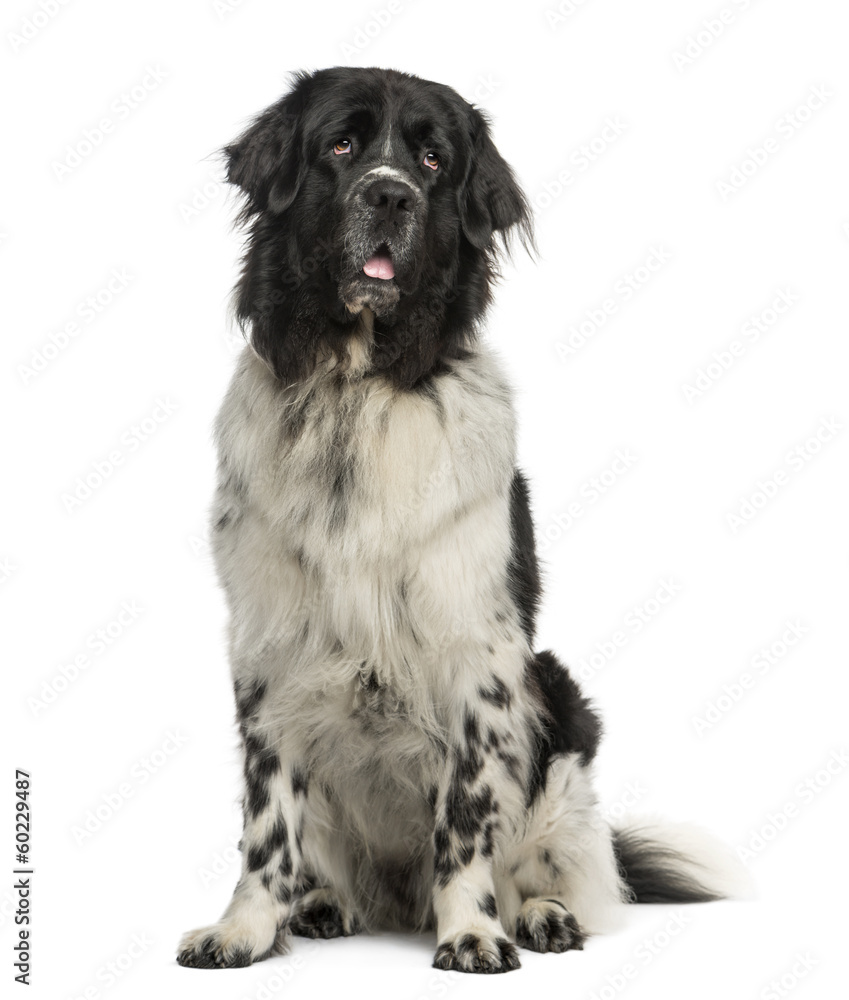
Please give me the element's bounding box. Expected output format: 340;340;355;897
178;67;745;974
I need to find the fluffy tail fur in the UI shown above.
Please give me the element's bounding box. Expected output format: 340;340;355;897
612;820;753;904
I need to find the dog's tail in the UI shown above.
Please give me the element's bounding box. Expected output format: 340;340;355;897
611;819;753;904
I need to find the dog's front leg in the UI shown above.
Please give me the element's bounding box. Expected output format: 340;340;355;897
178;710;308;968
431;704;523;974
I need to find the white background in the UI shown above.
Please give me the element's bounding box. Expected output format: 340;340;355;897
3;0;847;998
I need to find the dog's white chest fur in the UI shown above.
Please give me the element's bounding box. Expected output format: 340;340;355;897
212;346;524;733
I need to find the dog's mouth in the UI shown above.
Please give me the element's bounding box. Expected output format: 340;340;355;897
338;240;405;317
362;243;395;281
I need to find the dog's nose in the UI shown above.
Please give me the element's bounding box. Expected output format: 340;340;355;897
363;178;416;226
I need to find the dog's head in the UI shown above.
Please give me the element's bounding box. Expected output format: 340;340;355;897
224;67;532;387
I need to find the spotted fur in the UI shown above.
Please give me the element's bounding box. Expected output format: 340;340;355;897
177;68;749;974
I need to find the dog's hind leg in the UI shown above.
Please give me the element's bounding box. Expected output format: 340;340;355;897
498;753;628;951
286;790;363;939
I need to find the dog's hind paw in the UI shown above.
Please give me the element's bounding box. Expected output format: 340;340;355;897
288;888;361;939
515;897;585;953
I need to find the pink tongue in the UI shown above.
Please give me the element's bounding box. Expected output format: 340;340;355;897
363;252;395;280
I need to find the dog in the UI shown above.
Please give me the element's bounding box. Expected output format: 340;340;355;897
177;67;747;974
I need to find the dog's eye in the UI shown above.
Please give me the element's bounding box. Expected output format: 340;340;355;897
423;152;439;170
333;138;352;155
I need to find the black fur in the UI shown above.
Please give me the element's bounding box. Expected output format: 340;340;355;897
222;67;532;389
478;675;512;710
527;650;602;766
242;732;281;820
507;471;542;642
613;829;725;904
523;650;603;806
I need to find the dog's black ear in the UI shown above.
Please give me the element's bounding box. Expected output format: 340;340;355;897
460;107;534;252
223;79;308;216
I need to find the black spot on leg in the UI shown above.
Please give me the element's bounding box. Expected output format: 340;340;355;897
279;832;293;877
478;675;512;710
243;732;281;820
291;765;309;797
445;782;493;840
433;824;458;888
454;747;483;787
479;892;498;918
458;840;475;866
451;712;485;785
247;813;288;872
480;820;496;858
234;678;267;723
497;751;522;783
463;710;480;746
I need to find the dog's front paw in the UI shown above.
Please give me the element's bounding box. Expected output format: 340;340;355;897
515;898;585;953
433;931;521;974
177;921;280;969
288;887;361;938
